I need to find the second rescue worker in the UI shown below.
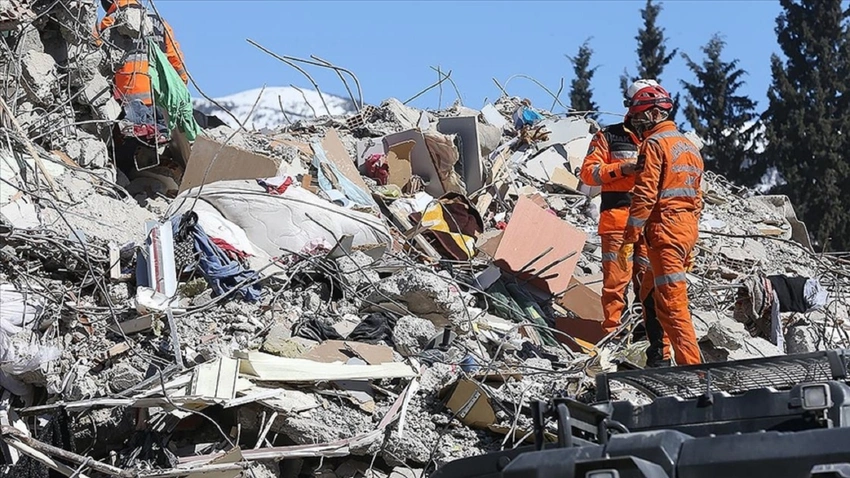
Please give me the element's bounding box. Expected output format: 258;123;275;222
618;82;704;366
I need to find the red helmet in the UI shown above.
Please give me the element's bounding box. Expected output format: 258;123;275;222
627;84;673;115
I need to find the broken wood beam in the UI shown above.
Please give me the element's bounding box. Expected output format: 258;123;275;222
1;426;132;478
139;463;248;478
4;439;92;478
0;96;57;192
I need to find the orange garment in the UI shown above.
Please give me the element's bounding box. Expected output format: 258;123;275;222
599;231;651;332
95;0;188;106
624;120;704;365
581;122;645;332
580;123;640;235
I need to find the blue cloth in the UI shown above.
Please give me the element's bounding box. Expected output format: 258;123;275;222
513;107;545;129
312;142;377;209
170;215;262;302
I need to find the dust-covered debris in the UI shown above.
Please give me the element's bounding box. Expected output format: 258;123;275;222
1;2;848;477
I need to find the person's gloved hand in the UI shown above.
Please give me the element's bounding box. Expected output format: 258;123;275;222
620;161;639;176
684;248;697;272
617;243;634;270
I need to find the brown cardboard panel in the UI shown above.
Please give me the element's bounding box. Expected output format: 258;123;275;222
272;138;314;158
476;230;503;259
494;196;587;295
384;129;444;198
179;136;282;193
301;340;395;365
576;273;604;295
444;379;496;428
550;166;581;193
558;277;604;322
555;316;607;352
320;128;373;194
386;140;414;189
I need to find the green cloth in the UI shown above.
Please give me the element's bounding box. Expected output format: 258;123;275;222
148;40;200;141
486;279;558;347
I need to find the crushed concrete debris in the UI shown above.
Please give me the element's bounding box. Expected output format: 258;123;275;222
1;4;849;477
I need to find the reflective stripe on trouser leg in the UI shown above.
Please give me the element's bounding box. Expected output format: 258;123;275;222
648;244;702;365
600;233;632;333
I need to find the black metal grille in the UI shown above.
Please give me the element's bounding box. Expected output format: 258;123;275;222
598;349;850;401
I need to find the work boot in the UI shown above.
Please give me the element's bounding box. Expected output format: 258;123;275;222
645;356;671;368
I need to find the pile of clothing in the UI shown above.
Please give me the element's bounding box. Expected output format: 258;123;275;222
734;273;829;350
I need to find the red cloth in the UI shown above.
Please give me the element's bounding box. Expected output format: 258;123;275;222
257;176;293;195
211;237;250;261
365;154;389;186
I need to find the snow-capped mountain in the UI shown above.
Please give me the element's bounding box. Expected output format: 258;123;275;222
193;86;357;131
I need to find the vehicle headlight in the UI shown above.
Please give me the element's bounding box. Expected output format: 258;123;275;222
587;471;620;478
801;383;832;410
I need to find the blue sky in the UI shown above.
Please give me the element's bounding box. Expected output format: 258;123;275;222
153;0;790;123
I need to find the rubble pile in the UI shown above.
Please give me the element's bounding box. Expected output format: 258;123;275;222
2;1;850;477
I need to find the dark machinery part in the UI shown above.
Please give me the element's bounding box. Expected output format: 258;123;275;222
432;349;850;478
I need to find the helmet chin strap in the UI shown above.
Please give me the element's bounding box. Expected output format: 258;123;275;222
630;108;668;135
630;113;654;135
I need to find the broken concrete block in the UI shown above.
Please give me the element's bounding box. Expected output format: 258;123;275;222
107;362;145;393
367;269;468;330
14;25;44;55
95;98;122;122
785;322;821;354
381;426;434;466
392;315;438;357
67;44;105;88
56;130;109;169
381;98;421;131
21;50;59;105
261;325;305;358
390;468;424;478
79;73;113;107
114;6;147;36
335;251;379;292
706;318;747;351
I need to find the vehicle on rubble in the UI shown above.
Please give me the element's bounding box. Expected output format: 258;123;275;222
432;349;850;478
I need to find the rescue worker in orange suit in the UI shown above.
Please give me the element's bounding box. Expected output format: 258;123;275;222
579;79;668;368
617;82;704;366
96;0;188;113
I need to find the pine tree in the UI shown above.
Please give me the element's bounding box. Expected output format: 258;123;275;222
680;34;760;185
620;0;679;120
566;39;599;120
761;0;850;251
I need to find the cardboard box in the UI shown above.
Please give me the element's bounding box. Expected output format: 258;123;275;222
443;379;497;428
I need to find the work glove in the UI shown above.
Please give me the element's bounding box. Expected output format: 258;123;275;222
684;248;697;272
620;161;639;176
617;243;634;271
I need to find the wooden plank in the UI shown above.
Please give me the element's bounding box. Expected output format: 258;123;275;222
237;351;416;382
191;357;239;400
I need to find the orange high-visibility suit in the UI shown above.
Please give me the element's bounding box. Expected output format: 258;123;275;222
96;0;188;106
623;121;704;365
580;122;652;333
